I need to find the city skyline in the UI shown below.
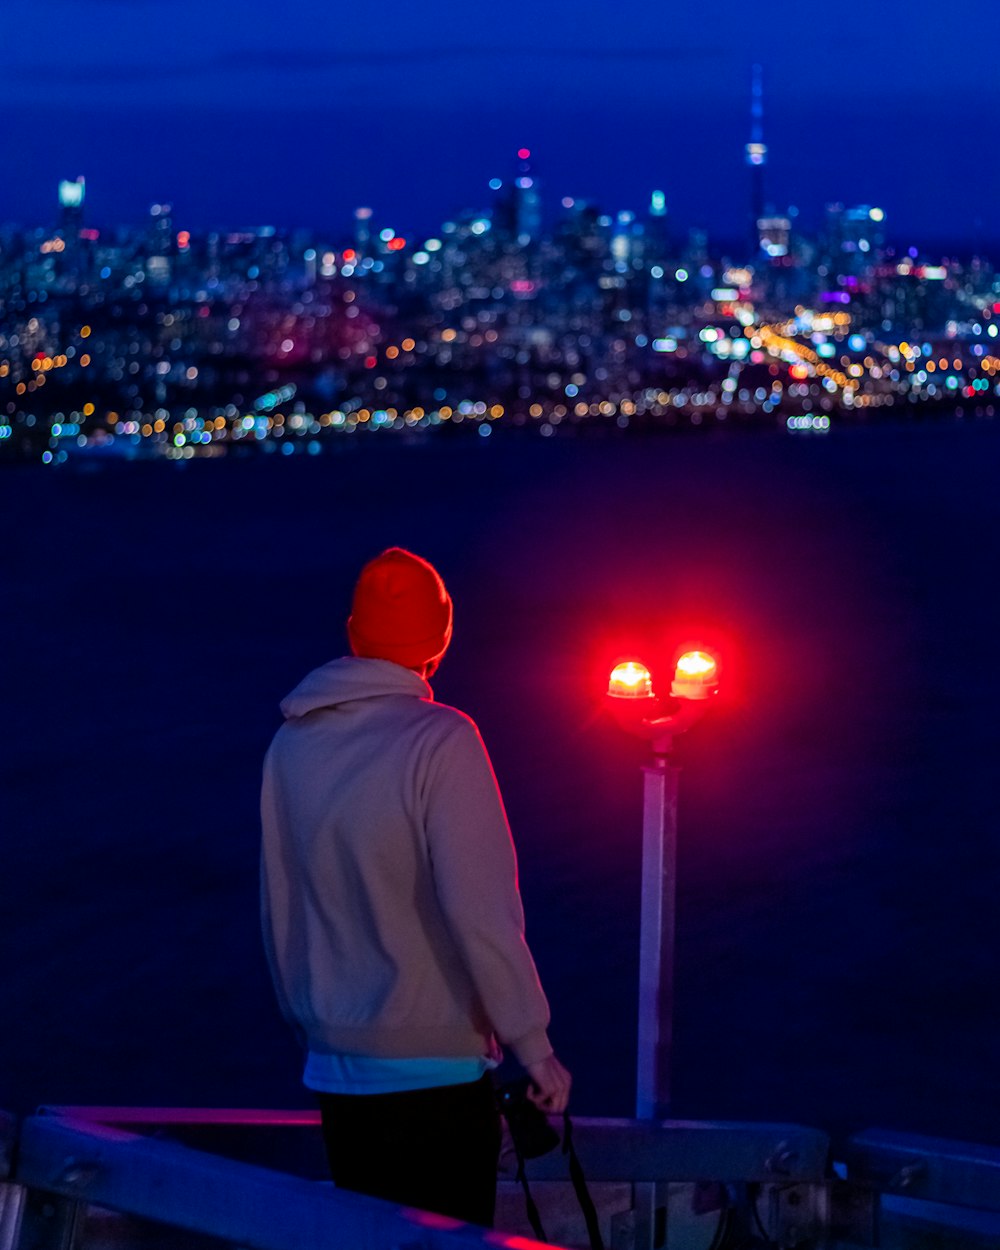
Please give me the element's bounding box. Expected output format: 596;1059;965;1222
7;1;1000;245
3;157;997;467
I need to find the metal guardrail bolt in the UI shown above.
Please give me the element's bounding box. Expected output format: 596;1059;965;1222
766;1142;799;1176
58;1156;100;1189
889;1162;927;1191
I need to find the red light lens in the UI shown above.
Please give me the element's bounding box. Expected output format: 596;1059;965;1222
608;660;654;699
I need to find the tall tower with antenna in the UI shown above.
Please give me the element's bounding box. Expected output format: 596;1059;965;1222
745;64;767;249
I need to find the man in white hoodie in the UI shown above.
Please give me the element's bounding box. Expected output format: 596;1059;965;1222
261;548;570;1225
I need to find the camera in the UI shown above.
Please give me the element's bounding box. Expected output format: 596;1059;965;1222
496;1077;560;1159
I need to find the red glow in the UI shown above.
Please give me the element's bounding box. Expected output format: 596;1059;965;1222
789;364;810;380
517;148;531;160
364;355;377;369
386;237;406;251
485;1236;550;1250
44;1106;321;1126
342;248;357;262
176;230;191;249
592;621;741;722
79;228;100;241
403;1210;465;1230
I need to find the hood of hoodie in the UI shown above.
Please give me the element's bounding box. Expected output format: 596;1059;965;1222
280;656;431;719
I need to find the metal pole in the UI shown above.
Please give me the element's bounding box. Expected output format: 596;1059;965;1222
635;749;680;1120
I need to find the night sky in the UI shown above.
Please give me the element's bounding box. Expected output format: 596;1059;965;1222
9;0;1000;246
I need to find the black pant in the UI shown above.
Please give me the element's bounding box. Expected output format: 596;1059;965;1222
317;1074;502;1226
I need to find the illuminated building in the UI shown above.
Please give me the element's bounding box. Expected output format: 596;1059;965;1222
149;202;173;253
354;206;373;255
757;215;791;259
745;65;767;249
58;176;86;241
146;203;174;286
682;228;710;291
650;189;667;220
824;204;886;268
558;199;607;265
611;211;637;266
845;205;885;261
513;149;542;245
646;190;670;266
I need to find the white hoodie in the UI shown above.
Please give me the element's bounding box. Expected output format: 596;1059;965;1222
260;657;552;1067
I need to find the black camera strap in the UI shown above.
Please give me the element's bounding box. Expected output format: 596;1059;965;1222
562;1114;604;1250
513;1147;548;1244
510;1113;605;1250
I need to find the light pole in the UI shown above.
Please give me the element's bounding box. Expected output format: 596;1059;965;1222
607;652;719;1121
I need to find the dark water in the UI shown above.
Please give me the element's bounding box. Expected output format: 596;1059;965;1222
3;421;999;1148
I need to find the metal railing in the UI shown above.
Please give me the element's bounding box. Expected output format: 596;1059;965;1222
2;1106;1000;1249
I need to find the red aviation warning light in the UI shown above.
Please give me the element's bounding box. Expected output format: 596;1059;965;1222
670;651;719;700
602;639;724;1118
608;660;654;700
606;648;718;743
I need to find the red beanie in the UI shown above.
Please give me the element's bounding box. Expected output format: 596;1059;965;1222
347;548;453;670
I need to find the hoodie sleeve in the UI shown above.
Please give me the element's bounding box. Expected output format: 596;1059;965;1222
260;740;308;1048
423;717;553;1067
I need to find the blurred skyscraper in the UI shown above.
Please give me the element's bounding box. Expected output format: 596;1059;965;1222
646;189;670;266
745;64;767;250
58;176;85;235
513;148;542;244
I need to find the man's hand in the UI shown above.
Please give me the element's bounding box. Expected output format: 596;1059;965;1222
525;1054;573;1114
